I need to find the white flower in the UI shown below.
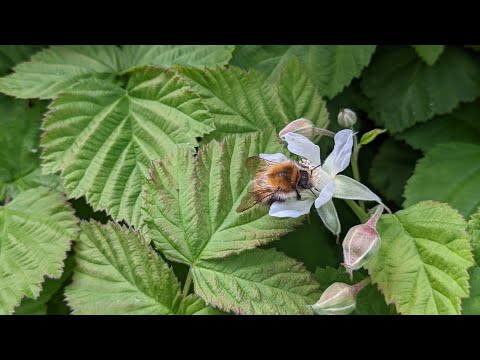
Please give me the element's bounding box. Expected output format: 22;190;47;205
266;130;384;236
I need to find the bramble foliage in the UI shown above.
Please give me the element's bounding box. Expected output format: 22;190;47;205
1;45;479;315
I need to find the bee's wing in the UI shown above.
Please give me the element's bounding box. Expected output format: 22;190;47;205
236;189;258;213
236;186;276;213
244;156;268;177
237;156;279;213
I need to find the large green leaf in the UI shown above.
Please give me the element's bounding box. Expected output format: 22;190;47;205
0;187;78;314
362;46;480;133
0;45;234;99
178;294;227;315
0;95;59;202
412;45;445;65
120;45;234;70
0;45;46;76
175;63;328;140
41;67;214;227
404;143;480;218
462;207;480;314
14;253;74;315
366;201;474;315
191;248;320;315
368;138;420;206
65;222;182;314
396;100;480;152
142;130;302;265
315;266;391;315
230;45;376;98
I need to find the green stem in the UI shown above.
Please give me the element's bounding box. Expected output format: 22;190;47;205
351;132;366;212
182;268;193;298
3;189;11;206
352;277;371;294
344;199;368;223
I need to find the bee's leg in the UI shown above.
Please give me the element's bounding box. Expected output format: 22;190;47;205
295;188;301;200
309;188;317;196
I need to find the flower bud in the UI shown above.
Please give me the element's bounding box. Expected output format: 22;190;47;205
278;118;316;140
311;279;370;315
337;108;357;128
342;205;384;279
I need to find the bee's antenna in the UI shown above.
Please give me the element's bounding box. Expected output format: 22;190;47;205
310;164;322;176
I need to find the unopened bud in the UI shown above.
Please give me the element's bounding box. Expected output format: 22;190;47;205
338;108;357;128
278;118;316;140
342;205;384;279
311;279;370;315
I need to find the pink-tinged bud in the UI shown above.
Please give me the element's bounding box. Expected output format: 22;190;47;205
311;279;370;315
278;118;316;140
342;205;384;279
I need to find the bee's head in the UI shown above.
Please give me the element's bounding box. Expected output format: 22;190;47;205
297;170;312;189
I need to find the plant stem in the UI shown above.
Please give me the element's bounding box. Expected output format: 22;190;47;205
350;132;366;212
3;190;11;206
344;199;368;223
182;268;193;298
314;127;336;138
352;277;371;294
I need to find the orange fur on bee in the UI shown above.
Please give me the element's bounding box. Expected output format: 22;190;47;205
236;157;314;213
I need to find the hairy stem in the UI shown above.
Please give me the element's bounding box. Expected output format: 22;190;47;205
182;268;193;298
344;199;368;222
314;127;336;138
3;190;11;206
352;277;371;294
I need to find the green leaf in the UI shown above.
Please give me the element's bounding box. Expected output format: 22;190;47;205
0;45;46;76
0;95;60;202
412;45;445;65
275;211;339;272
41;67;214;227
14;253;74;315
142;130;303;265
366;201;474;314
0;187;78;314
65;221;182;315
277;58;329;130
231;45;376;98
359;129;387;146
362;46;480;133
404;143;480;218
191;248;320;315
0;45;234;99
315;266;390;315
0;45;122;99
178;294;227;315
462;208;480;314
462;267;480;314
120;45;234;70
175;64;328;141
396;100;480;152
368;138;420;205
468;207;480;262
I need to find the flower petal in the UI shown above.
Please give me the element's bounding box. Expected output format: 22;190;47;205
284;132;321;166
315;181;335;208
333;175;382;203
322;129;353;176
259;153;288;162
269;197;315;218
316;199;341;236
